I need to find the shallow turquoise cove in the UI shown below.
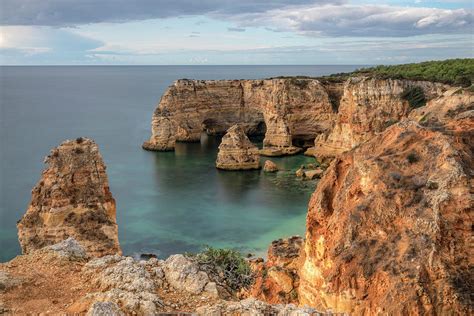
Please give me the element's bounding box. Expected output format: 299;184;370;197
0;65;359;261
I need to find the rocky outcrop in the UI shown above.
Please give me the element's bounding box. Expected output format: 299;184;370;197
309;77;448;158
195;298;324;315
162;254;219;297
216;125;260;170
143;78;336;156
17;138;121;257
299;112;473;313
248;236;303;304
263;160;278;172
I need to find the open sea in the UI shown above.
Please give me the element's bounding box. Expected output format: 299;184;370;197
0;65;360;262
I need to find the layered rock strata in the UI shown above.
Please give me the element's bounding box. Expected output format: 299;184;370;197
248;236;304;304
299;108;474;314
216;125;260;170
17;138;121;257
143;78;336;156
309;77;448;158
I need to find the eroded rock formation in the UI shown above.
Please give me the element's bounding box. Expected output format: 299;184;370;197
216;125;260;170
299;112;473;313
248;236;304;304
17;138;121;257
143;78;336;156
309;77;448;158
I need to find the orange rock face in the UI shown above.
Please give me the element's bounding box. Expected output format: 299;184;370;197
248;236;304;304
311;77;448;158
143;78;336;156
17;138;121;257
299;92;473;315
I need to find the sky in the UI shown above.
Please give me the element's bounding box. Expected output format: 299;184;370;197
0;0;472;65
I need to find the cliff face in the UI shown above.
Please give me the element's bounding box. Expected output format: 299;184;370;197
310;77;448;158
17;138;121;257
216;125;260;170
143;78;336;156
298;89;473;314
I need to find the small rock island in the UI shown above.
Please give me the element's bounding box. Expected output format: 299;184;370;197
216;124;260;170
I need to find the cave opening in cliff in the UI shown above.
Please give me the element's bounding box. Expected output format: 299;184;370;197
292;136;315;149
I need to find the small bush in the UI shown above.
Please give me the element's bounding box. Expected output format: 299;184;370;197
74;147;84;154
190;246;254;291
454;76;471;88
76;137;84;144
401;86;426;109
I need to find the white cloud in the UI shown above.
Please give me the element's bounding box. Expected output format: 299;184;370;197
227;4;473;37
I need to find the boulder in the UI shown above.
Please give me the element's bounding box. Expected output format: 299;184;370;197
263;160;278;172
162;254;218;297
216;125;260;170
17;138;121;257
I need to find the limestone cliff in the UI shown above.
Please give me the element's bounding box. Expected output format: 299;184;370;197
309;77;448;158
143;78;336;156
17;138;121;257
216;125;260;170
299;96;473;314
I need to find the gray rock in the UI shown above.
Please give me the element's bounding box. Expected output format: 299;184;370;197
46;237;87;259
83;256;163;314
196;298;328;315
0;271;22;292
163;254;217;297
86;301;125;316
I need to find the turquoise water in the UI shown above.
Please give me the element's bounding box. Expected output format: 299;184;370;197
0;65;359;261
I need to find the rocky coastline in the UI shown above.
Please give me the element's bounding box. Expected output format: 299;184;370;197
1;74;473;315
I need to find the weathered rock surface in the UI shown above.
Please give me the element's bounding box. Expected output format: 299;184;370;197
162;254;219;297
248;236;304;304
81;255;163;315
216;125;260;170
310;77;448;158
46;237;88;260
299;117;474;314
263;160;278;172
17;138;121;257
196;297;323;315
0;271;22;293
86;301;125;316
144;78;336;156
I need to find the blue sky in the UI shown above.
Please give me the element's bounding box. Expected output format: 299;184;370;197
0;0;472;65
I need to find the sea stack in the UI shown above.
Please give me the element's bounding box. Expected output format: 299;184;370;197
17;137;121;257
216;125;260;170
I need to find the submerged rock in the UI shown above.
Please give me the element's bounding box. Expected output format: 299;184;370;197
216;125;260;170
17;137;121;257
263;160;278;172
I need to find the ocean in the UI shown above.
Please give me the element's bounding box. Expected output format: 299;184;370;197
0;65;360;262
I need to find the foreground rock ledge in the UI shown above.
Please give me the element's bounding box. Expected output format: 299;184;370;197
17;137;121;257
216;124;260;170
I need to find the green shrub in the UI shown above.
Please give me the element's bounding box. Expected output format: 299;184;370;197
354;59;474;85
401;86;426;109
189;246;254;291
